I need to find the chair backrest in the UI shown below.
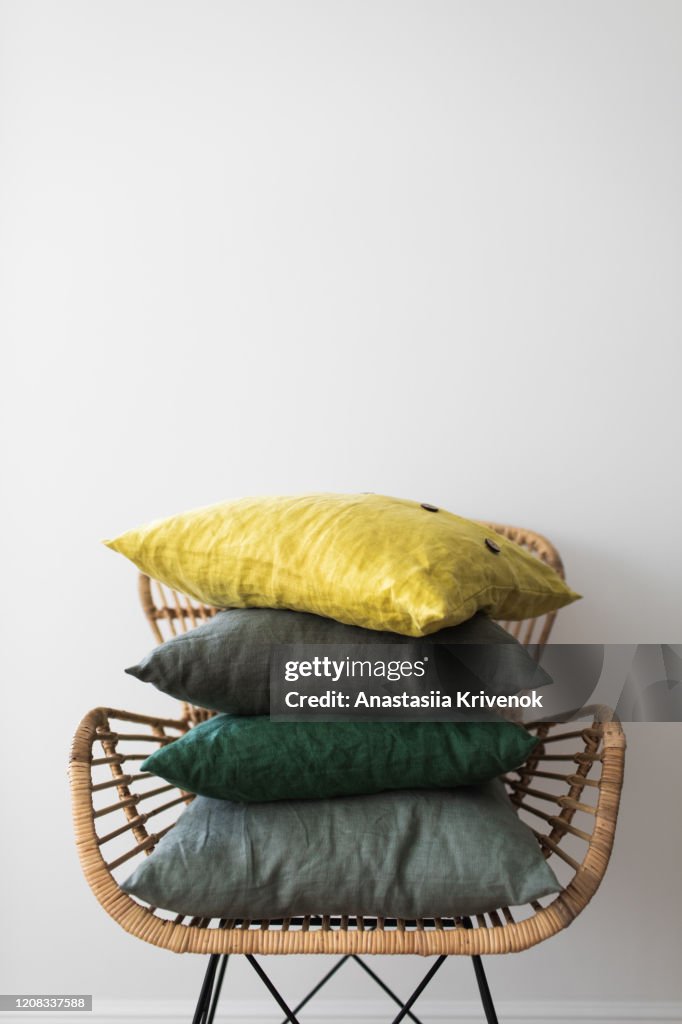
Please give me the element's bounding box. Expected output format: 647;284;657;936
137;522;566;724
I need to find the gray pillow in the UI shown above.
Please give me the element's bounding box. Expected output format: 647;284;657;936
126;608;550;715
122;783;559;920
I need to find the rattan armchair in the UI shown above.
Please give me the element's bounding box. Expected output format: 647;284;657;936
70;524;625;1024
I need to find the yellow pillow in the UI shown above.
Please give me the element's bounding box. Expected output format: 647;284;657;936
105;493;579;637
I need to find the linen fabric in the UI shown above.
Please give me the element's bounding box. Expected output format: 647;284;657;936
106;493;579;637
121;783;560;919
140;715;539;802
126;608;552;716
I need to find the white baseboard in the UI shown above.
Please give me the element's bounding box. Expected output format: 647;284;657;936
3;999;681;1023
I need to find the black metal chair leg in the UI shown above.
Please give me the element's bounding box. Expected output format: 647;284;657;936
246;954;302;1024
471;955;499;1024
206;955;228;1024
199;947;497;1024
192;954;220;1024
462;917;500;1024
280;955;351;1024
351;955;424;1024
389;955;447;1024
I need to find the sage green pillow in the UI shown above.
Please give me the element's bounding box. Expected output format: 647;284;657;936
141;716;538;802
122;785;559;919
126;608;551;716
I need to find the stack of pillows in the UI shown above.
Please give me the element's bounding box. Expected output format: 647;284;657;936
106;493;579;921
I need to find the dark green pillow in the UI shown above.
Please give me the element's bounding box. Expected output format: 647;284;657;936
141;715;538;802
127;608;550;715
122;785;559;919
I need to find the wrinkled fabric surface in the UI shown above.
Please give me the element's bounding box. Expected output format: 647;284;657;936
106;493;579;636
126;608;552;715
122;783;560;919
141;716;539;802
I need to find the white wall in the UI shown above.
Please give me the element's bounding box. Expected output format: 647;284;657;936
1;0;681;1014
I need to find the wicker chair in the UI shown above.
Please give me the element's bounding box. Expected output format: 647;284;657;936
70;523;626;1024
